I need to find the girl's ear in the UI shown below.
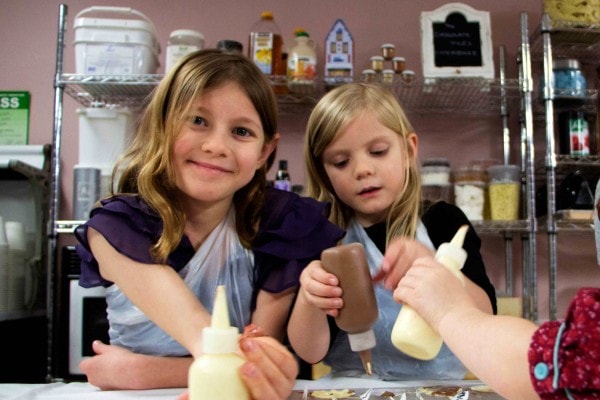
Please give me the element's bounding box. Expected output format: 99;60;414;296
258;133;280;168
407;132;418;159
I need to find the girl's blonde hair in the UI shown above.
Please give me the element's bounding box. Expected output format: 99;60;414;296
112;49;278;262
304;83;421;243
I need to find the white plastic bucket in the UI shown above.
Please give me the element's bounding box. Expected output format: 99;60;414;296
73;6;161;74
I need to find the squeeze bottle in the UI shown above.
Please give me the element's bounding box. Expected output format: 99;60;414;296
188;285;249;400
321;243;378;375
390;225;468;360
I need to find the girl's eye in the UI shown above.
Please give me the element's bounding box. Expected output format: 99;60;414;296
191;116;207;126
233;127;252;137
332;159;348;168
371;147;388;156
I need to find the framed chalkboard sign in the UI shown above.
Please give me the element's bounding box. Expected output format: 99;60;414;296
421;3;494;79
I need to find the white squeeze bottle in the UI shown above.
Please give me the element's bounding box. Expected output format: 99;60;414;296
390;225;469;360
188;285;249;400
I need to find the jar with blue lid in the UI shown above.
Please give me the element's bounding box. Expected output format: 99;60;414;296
552;58;586;97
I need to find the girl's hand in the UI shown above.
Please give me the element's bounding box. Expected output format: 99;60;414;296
373;237;433;290
298;260;343;317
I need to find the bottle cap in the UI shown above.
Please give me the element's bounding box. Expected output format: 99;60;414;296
203;285;240;354
170;29;204;40
347;329;376;352
260;11;274;20
279;159;288;169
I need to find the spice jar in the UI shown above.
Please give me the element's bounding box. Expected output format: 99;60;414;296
382;69;395;85
392;57;406;73
370;56;384;73
401;70;415;84
452;166;486;221
381;44;395;60
361;69;377;83
487;165;520;220
553;59;587;97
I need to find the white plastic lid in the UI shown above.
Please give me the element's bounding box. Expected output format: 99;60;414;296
170;29;205;40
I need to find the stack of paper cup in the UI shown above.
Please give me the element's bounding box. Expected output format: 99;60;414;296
0;216;8;312
5;221;27;311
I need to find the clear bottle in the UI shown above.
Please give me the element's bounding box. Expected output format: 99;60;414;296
391;225;468;360
274;159;291;191
248;11;284;77
287;29;317;93
188;285;249;400
165;30;205;73
321;243;378;375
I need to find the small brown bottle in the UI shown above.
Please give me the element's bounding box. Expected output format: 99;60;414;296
321;243;378;375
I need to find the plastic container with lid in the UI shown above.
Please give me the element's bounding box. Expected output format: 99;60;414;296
216;39;243;54
453;166;486;221
487;165;521;221
552;59;587;97
248;11;284;76
287;29;317;93
421;158;452;204
165;29;204;72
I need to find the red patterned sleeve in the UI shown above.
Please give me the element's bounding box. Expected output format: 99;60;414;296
528;288;600;399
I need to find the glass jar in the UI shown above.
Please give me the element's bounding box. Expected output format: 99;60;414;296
487;165;520;220
401;69;415;84
361;69;377;83
421;158;452;204
452;166;486;221
392;57;406;73
370;56;384;73
165;30;205;72
216;39;243;54
552;59;586;97
382;69;395;85
381;44;395;60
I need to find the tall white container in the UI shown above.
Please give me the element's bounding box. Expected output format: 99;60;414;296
77;107;135;171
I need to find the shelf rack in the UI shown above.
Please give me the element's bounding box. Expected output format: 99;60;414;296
531;13;600;320
47;3;538;380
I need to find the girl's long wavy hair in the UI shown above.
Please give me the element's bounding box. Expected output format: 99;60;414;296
304;83;421;244
111;49;278;262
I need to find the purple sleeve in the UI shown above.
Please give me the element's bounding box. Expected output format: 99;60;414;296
74;196;163;288
253;189;345;293
528;287;600;398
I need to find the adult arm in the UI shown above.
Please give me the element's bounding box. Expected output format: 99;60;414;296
394;256;538;400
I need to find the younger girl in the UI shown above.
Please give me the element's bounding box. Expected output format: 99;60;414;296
288;83;497;380
74;49;343;392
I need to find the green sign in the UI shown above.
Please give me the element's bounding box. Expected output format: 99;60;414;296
0;91;30;144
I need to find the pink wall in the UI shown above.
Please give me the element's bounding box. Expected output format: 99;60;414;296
1;0;599;321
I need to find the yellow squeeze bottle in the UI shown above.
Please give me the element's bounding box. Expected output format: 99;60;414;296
188;285;249;400
390;225;468;360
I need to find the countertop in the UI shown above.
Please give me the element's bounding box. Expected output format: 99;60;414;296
0;377;506;399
